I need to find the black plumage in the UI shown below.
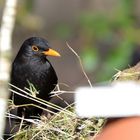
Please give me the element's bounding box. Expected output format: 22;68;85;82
10;37;60;119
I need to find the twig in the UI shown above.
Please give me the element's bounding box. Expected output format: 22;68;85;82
66;42;93;87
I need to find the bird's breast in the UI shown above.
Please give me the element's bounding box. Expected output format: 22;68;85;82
11;60;58;96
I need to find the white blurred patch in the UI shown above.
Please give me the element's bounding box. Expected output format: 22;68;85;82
75;81;140;118
0;98;7;137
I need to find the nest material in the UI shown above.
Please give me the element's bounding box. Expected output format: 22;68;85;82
13;107;105;140
114;62;140;81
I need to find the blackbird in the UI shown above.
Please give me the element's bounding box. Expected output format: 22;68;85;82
10;37;60;119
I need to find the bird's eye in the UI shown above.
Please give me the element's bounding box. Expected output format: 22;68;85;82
32;45;39;51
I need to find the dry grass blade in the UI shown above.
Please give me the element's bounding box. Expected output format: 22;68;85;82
7;84;105;140
18;115;24;132
9;88;58;115
66;42;93;87
6;113;40;124
53;84;70;106
50;84;75;98
9;84;75;116
50;90;74;97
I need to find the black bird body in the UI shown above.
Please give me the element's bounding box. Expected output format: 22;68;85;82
11;55;57;103
10;37;60;118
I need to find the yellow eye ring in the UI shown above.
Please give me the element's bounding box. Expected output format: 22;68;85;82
32;45;39;51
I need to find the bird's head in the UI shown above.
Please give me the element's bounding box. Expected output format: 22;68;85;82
17;37;60;59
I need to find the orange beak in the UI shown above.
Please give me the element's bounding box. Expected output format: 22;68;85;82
42;48;60;57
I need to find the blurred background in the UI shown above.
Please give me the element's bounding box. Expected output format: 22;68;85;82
1;0;140;105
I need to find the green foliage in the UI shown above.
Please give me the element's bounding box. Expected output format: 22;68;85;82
81;46;99;72
98;41;135;81
80;14;111;39
79;0;138;81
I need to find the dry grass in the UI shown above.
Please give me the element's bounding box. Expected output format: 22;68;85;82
7;84;105;140
113;62;140;81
